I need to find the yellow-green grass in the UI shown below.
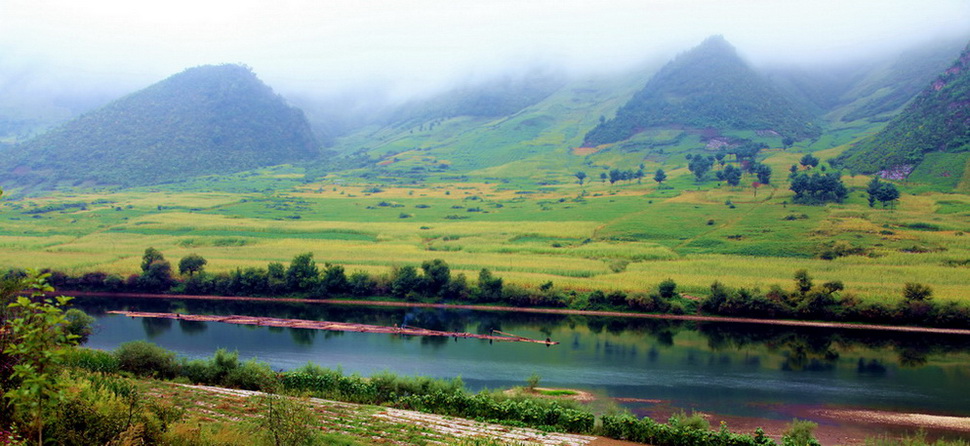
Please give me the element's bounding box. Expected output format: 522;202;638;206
2;180;968;304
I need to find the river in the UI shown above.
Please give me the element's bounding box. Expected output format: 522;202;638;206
74;295;970;439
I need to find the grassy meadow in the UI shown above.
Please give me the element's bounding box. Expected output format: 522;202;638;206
2;148;969;306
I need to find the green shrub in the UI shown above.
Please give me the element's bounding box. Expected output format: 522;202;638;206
114;341;179;378
64;348;119;373
782;419;821;446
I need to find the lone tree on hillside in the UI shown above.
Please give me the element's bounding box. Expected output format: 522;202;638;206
753;163;772;184
575;171;587;185
782;137;795;150
653;168;667;187
866;177;900;209
799;154;820;170
178;254;207;277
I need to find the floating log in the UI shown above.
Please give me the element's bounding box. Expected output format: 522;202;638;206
108;311;558;345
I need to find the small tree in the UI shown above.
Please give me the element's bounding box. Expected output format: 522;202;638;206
391;265;420;298
794;270;813;294
286;252;319;292
753;163;772;184
782;137;795;150
1;271;79;445
799;154;819;169
421;259;451;297
575;171;587;185
657;278;678;299
526;373;541;391
903;282;932;302
319;263;348;294
140;247;165;272
688;155;714;181
477;268;503;302
179;253;208;277
653;168;667;187
782;419;821;446
251;394;322;446
140;259;174;291
870;180;900;209
720;164;742;186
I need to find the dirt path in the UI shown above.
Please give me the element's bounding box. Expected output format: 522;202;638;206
182;384;601;446
68;291;970;336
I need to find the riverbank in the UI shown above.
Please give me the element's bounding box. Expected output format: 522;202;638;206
64;290;970;336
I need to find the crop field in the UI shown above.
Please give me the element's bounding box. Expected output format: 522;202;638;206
3;153;969;305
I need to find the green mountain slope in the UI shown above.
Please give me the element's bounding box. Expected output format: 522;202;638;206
388;70;567;126
836;42;970;182
307;67;651;181
834;38;968;123
583;36;820;147
4;64;320;188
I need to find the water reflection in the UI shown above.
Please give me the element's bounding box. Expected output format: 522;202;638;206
72;295;970;419
142;317;172;338
78;296;970;368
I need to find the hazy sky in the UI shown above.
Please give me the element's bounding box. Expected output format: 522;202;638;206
2;0;969;100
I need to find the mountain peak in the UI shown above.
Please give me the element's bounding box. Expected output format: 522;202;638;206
583;37;818;146
5;64;320;188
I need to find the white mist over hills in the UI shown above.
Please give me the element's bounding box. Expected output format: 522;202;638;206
3;0;969;105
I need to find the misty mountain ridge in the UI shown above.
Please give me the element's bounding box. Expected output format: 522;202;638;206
4;64;320;189
583;35;821;147
3;36;969;191
836;42;970;182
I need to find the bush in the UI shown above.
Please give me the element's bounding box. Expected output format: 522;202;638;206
114;341;179;378
657;279;678;299
64;348;119;374
782;419;821;446
63;309;95;344
903;282;933;302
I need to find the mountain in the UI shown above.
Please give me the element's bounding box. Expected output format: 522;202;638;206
303;67;649;180
767;39;967;123
836;42;970;182
583;36;820;147
383;70;568;127
4;64;320;188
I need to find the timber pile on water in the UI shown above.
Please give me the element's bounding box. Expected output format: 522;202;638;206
107;311;558;345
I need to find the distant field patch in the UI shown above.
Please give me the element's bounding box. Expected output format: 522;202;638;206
572;146;601;156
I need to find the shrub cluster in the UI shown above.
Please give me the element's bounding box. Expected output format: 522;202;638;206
602;413;777;446
700;270;969;328
34;247;970;330
64;343;827;445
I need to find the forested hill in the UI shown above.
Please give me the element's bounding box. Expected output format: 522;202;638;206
836;42;970;177
583;35;820;146
4;64;320;188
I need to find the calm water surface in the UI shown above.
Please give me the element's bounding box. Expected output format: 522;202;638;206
74;296;970;423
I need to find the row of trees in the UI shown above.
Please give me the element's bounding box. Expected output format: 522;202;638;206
41;247;970;329
575;168;669;187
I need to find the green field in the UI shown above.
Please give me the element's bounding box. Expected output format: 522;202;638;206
3;153;969;305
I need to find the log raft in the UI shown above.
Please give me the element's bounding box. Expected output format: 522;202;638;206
107;311;558;345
